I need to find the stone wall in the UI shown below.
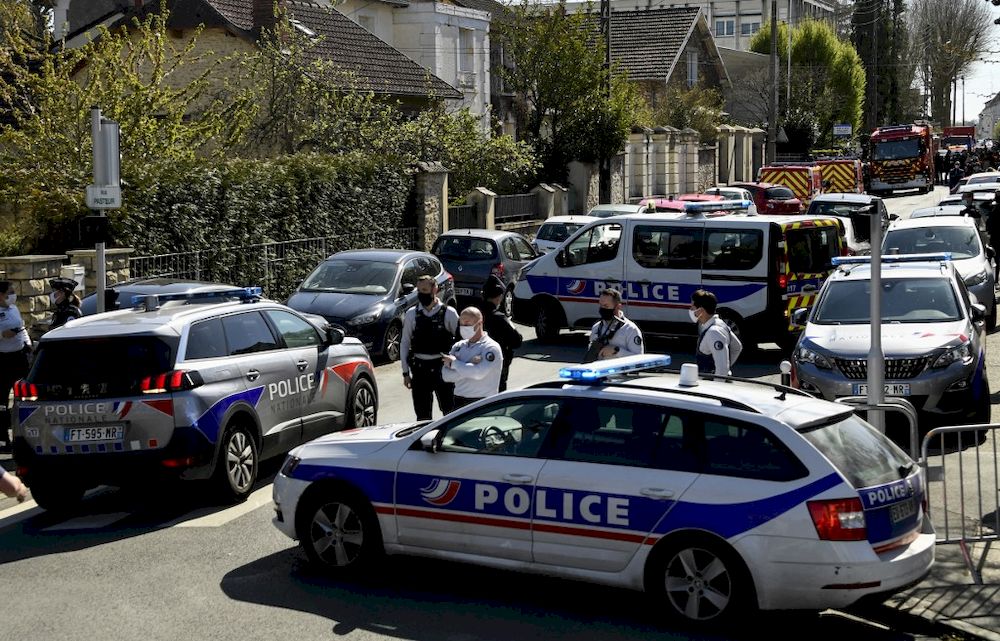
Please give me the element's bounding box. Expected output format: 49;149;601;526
414;162;449;252
0;255;67;336
66;249;133;292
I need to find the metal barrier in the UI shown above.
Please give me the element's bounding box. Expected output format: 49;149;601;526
836;396;920;460
921;423;999;584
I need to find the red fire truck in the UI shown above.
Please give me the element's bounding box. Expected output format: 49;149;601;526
868;122;936;195
941;126;976;153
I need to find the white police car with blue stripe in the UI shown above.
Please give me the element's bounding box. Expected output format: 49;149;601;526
272;354;934;625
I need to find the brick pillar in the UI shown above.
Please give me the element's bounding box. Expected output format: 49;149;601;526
466;187;496;229
66;248;134;292
414;161;449;252
532;183;556;219
0;254;68;337
549;184;570;216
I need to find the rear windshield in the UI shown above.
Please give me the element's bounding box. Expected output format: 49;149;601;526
433;236;498;261
785;227;839;273
765;187;795;199
813;278;962;324
536;223;584;242
883;226;981;260
29;336;177;399
801;415;914;488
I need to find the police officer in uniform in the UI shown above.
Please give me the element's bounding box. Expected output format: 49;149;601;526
479;276;522;392
442;307;504;409
585;288;643;362
0;282;30;452
690;289;742;375
48;277;82;331
400;275;460;420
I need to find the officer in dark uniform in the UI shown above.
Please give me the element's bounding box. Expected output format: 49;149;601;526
400;275;460;420
479;275;522;392
48;277;82;330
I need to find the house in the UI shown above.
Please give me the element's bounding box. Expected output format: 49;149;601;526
329;0;494;130
53;0;461;110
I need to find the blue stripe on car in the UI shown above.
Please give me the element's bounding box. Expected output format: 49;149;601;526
190;386;265;444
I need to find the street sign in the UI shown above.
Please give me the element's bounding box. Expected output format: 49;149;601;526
85;184;121;209
833;123;853;137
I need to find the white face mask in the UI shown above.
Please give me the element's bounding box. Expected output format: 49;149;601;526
459;325;477;340
689;309;700;323
7;293;15;305
50;292;58;304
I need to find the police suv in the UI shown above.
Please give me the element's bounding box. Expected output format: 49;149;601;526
272;355;933;625
13;288;378;510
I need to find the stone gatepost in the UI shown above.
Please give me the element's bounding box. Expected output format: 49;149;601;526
717;125;736;184
466;187;496;229
414;161;449;252
550;184;570;216
750;128;766;177
0;255;67;334
532;183;556;219
682;128;701;193
66;248;133;293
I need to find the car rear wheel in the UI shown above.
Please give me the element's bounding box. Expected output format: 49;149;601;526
383;322;402;362
28;478;85;512
347;378;377;429
296;488;382;574
534;299;562;342
214;422;258;503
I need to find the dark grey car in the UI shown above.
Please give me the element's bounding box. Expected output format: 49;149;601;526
432;229;540;311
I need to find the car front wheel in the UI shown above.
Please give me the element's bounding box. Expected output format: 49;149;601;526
296;489;382;574
347;378;377;429
383;322;402;362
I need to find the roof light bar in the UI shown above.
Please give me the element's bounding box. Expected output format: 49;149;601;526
558;354;672;381
684;199;753;213
832;253;951;266
132;287;263;310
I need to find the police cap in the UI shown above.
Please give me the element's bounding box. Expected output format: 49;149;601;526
482;275;506;299
49;277;78;293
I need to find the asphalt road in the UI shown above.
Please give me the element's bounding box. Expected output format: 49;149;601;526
0;185;985;641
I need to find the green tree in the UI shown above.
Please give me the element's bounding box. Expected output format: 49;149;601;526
645;83;726;143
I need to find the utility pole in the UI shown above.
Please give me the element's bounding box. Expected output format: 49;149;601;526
599;0;611;203
962;75;966;124
767;0;778;163
85;107;122;312
786;0;791;113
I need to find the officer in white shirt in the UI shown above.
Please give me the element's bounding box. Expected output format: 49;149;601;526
690;289;742;376
585;288;643;362
442;307;504;409
0;281;30;451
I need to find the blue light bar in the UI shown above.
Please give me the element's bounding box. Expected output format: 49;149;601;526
131;287;263;308
684;199;753;213
558;354;672;382
832;253;952;266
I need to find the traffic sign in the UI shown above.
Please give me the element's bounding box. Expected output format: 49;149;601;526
833;123;853;137
85;184;121;209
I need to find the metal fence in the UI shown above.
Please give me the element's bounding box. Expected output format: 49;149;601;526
129;228;418;301
448;204;478;230
495;193;537;223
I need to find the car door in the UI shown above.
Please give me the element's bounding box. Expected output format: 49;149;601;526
532;397;701;572
624;221;704;333
556;220;625;329
394;395;562;561
701;223;768;325
262;309;334;444
509;235;538;284
220;311;294;458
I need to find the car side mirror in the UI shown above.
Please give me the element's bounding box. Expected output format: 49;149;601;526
325;326;344;346
400;283;415;298
555;248;567;268
791;307;809;328
972;303;986;321
987;246;996;260
889;213;899;221
419;429;440;453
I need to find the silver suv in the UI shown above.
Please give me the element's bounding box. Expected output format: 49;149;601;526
791;255;990;429
13;288;378;510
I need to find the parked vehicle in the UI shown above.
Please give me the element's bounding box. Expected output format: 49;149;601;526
637;198;687;213
728;181;802;214
703;186;755;202
432;229;540;312
815;158;865;194
286;250;454;363
533;215;599;254
587;204;647;218
805;193;891;255
79;278;236;315
868;123;935;195
757;164;825;205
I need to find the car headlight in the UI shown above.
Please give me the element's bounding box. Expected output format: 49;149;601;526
964;270;988;287
346;305;383;326
280;455;301;477
794;346;833;369
932;341;974;368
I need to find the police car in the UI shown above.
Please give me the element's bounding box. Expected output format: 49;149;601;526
13;288;378;510
272;355;933;625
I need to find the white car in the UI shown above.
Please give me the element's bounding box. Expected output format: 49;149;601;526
272;355;934;626
587;203;646;218
704;186;755;202
533;215;599;254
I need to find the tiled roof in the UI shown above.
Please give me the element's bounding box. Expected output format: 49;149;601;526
203;0;255;31
452;0;509;21
583;7;700;81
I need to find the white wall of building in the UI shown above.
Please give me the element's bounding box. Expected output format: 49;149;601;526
978;96;1000;140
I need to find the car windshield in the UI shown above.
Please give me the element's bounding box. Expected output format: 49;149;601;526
883;226;981;259
812;278;962;324
873;138;920;160
537;223;584;242
433;236;499;260
967;175;1000;185
801;415;914;488
301;259;397;295
765;187;795;199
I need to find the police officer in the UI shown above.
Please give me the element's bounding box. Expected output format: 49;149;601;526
0;282;30;452
442;307;504;409
690;289;742;375
48;277;82;330
400;275;459;420
479;276;522;392
585;288;643;362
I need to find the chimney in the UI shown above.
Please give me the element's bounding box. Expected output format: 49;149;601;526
254;0;284;36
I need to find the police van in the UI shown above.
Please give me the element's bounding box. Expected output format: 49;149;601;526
511;202;846;350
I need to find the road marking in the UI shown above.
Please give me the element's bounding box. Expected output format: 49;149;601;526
0;500;42;530
41;512;130;532
171;485;273;528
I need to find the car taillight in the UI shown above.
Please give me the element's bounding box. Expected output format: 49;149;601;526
807;498;867;541
490;263;505;278
13;380;38;401
140;370;204;394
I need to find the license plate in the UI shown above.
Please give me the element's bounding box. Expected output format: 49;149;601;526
455;287;474;296
853;383;911;396
889;498;917;524
64;425;125;442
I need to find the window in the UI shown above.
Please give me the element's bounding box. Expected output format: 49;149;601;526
884;226;982;260
703;229;763;270
715;19;734;36
185;319;228;360
687;50;699;87
632;225;702;270
537;222;584;242
417;257;441;279
741;21;760;35
801;415;913;488
221;312;279;356
501;237;518;261
401;259;421;287
785;227;839;274
265;310;321;348
812;278;962;324
702;419;807;481
459;28;474;73
29;337;177;398
437;397;561;457
432;236;499;260
302;259;398;295
513;236;536;261
562;223;622;266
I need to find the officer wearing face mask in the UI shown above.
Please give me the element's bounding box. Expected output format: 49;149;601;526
585;288;643;362
48;277;82;331
0;281;30;452
690;289;742;376
400;275;460;420
441;307;504;410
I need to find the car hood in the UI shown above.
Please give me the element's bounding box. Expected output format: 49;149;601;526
286;291;385;321
803;320;972;357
